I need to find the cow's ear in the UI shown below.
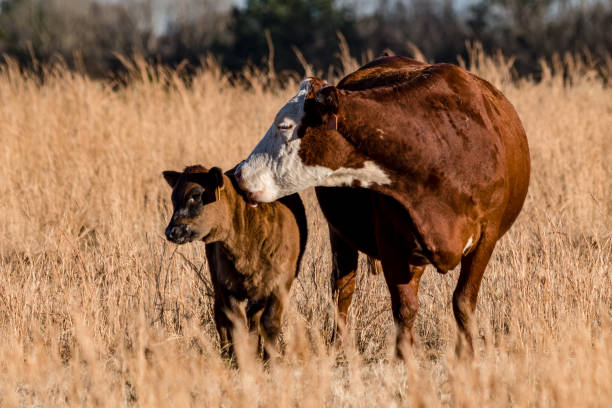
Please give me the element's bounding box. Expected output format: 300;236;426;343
209;167;224;189
314;86;339;115
163;171;181;187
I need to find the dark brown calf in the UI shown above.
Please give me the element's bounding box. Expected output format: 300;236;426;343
163;165;307;360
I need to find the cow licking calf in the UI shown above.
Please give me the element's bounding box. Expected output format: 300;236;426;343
235;56;531;357
163;165;307;360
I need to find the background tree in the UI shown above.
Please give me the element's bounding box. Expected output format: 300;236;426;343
218;0;362;73
0;0;152;75
0;0;610;78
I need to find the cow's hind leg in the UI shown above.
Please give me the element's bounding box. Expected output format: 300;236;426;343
453;230;498;357
329;227;358;344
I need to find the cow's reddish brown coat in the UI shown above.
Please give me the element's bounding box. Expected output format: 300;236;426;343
305;56;530;355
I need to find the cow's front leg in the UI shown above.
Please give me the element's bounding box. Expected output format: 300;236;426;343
381;262;425;359
373;194;426;359
329;226;358;344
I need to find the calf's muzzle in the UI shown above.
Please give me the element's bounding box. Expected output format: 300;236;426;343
165;223;193;244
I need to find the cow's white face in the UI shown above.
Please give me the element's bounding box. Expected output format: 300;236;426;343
236;79;392;203
236;79;333;202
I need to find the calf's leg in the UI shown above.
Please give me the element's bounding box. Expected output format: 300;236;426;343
213;297;234;360
214;295;249;363
246;300;266;357
259;295;284;360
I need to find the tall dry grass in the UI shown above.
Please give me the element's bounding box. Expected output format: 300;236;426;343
0;49;610;407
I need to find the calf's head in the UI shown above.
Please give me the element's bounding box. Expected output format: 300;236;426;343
235;78;342;203
163;166;227;244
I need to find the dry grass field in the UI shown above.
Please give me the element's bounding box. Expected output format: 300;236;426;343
0;48;610;407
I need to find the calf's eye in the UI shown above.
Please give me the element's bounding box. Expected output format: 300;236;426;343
188;192;201;204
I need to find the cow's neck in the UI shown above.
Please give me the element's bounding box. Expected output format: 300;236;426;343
320;160;392;189
309;98;394;190
316;129;392;190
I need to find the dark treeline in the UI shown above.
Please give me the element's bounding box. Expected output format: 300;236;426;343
0;0;611;78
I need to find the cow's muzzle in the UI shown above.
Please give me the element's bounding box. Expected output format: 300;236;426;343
234;165;262;207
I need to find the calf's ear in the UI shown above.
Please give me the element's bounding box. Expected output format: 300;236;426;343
163;170;181;187
209;167;224;189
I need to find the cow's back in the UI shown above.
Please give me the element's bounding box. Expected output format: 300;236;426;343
337;56;429;91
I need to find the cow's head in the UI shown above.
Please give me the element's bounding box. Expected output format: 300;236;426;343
163;166;227;244
234;78;344;204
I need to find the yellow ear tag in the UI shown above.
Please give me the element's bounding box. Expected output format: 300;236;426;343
215;185;225;201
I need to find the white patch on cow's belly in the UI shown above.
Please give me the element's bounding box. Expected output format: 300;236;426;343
463;236;474;254
319;161;391;188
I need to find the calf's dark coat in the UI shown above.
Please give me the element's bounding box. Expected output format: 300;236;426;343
163;165;307;359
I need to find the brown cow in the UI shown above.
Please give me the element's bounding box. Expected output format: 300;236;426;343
234;56;530;357
163;165;307;360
